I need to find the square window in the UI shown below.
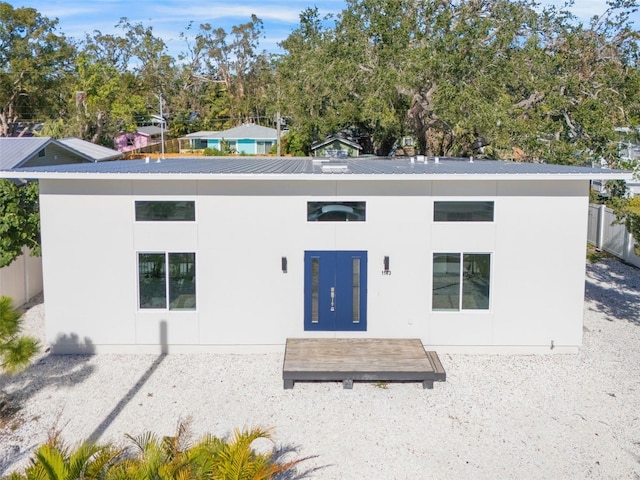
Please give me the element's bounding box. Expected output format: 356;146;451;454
432;252;490;311
138;252;196;310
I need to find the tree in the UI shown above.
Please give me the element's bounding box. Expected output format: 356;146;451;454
276;0;640;160
0;296;39;375
0;3;75;137
61;22;174;145
0;180;40;268
172;16;273;135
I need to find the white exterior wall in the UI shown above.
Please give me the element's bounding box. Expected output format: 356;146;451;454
39;178;589;354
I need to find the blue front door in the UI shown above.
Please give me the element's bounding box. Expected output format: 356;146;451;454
304;251;367;331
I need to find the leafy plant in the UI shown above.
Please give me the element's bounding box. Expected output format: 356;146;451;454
5;421;309;480
0;296;39;374
615;196;640;256
8;431;122;480
0;180;40;268
203;147;226;156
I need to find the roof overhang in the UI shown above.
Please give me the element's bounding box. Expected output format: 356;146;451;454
0;171;632;182
0;157;632;182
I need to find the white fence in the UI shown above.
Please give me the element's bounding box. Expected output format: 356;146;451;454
0;246;43;307
588;204;640;268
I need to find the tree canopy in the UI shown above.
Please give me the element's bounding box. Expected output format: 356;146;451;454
0;179;39;268
277;0;640;160
0;0;638;163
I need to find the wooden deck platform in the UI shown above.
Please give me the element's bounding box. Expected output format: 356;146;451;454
282;338;446;389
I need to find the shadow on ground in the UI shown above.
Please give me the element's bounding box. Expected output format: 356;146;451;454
584;259;640;326
0;335;97;474
270;443;325;480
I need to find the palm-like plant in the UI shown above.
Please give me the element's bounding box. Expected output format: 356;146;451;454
7;431;122;480
108;420;198;480
207;426;304;480
3;422;307;480
106;421;306;480
0;296;39;374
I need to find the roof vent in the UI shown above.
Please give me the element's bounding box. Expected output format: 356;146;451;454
434;156;440;164
321;164;349;173
469;156;474;163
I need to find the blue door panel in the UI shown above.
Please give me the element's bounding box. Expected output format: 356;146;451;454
304;251;367;331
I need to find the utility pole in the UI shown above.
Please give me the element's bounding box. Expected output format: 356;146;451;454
276;111;281;157
159;93;165;159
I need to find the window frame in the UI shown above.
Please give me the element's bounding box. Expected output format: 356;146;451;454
433;201;495;222
137;252;197;311
134;200;196;222
307;201;367;222
432;252;492;312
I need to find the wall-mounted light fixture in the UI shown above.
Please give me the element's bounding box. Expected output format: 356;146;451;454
382;256;391;275
281;256;288;273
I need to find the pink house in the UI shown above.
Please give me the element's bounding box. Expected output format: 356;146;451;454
114;126;163;152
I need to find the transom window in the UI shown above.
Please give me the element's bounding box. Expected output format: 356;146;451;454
135;201;195;221
307;201;366;222
138;252;196;310
434;201;494;222
432;253;491;311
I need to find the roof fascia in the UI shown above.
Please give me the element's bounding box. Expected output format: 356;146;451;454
0;172;632;182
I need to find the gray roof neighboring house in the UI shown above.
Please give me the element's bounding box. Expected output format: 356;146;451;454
0;137;51;169
57;138;122;162
136;126;163;137
0;156;631;182
0;137;121;169
311;136;363;151
184;124;278;140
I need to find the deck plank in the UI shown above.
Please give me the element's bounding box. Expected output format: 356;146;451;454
283;338;446;389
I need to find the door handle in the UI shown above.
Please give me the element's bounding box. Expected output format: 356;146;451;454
330;287;335;311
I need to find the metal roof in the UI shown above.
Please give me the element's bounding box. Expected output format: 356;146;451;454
0;156;631;182
57;138;122;162
184;124;278;140
0;137;52;169
0;137;121;169
136;126;163;136
311;136;363;151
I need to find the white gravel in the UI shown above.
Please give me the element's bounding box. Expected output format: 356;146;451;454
1;258;639;479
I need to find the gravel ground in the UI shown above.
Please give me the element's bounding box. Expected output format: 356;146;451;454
1;258;639;479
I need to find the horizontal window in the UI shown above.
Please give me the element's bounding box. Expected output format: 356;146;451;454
138;252;196;310
135;201;195;221
432;253;491;311
434;201;494;222
307;201;366;222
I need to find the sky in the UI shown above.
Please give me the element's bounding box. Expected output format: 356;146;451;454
12;0;640;58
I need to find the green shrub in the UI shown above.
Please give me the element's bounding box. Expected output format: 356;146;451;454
4;421;309;480
0;296;39;374
203;147;225;156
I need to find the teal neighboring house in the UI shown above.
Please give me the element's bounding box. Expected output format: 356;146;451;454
311;136;362;158
182;124;278;155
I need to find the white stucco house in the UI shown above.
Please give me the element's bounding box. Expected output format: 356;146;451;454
0;156;630;354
